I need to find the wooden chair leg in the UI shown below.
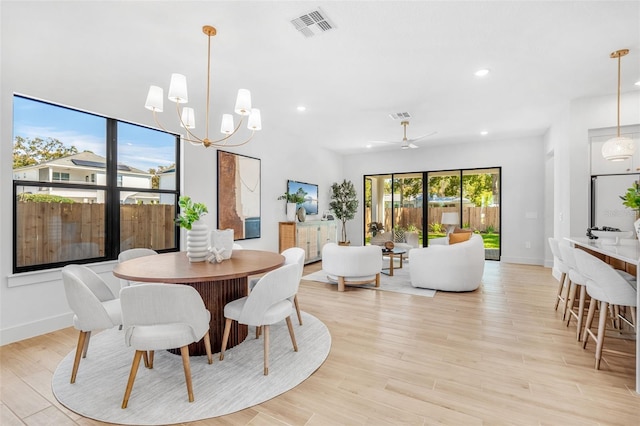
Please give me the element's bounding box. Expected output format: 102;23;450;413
594;301;609;370
70;330;88;384
203;331;213;365
562;280;575;320
219;318;233;361
263;325;270;375
375;273;381;288
142;351;150;368
582;299;598;350
180;346;194;402
575;286;587;341
148;351;154;369
256;325;262;339
294;295;303;325
81;331;91;358
554;272;566;310
122;350;143;409
338;276;346;292
286;316;298;352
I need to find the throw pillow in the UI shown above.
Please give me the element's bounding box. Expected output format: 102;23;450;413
449;232;472;245
453;227;473;234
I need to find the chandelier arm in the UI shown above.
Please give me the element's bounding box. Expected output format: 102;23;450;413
205;116;245;145
151;110;170;133
211;131;256;148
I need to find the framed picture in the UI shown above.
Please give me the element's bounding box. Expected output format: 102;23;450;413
287;180;319;215
217;150;261;240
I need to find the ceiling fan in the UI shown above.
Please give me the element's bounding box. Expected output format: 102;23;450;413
368;120;437;150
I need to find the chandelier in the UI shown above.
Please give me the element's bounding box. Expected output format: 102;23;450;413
144;25;262;148
601;49;634;161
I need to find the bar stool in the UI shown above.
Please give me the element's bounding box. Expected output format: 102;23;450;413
548;238;570;313
558;244;589;340
573;250;637;370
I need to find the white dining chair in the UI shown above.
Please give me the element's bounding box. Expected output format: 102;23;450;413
573;250;637;370
61;264;122;384
117;248;158;288
249;247;305;325
120;283;213;408
219;263;300;375
558;244;589;340
548;238;570;312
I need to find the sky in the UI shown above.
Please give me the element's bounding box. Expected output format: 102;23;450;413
13;96;176;172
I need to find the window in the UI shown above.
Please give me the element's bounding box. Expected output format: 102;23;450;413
52;172;70;181
12;95;181;273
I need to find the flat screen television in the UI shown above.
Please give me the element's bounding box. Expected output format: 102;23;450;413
287;180;318;215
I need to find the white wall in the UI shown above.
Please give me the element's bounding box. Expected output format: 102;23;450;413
559;92;640;240
0;19;343;344
342;135;547;265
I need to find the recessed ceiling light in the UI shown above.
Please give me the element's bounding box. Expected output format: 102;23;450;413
296;106;306;112
480;130;489;136
635;80;640;86
474;69;490;77
366;144;373;149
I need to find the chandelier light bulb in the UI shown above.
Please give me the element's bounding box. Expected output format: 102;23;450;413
180;108;195;129
220;114;234;134
145;86;164;112
234;89;252;115
168;74;188;103
247;109;262;131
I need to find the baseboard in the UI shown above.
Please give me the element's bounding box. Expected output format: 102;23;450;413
1;312;73;346
499;256;544;266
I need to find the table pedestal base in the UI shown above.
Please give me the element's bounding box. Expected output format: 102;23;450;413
168;277;249;356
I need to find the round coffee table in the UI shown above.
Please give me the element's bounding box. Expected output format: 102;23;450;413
381;248;407;276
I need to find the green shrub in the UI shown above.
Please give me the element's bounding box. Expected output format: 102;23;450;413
17;193;75;203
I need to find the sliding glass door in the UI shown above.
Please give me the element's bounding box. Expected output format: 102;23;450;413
364;167;501;260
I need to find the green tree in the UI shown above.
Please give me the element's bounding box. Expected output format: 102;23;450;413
13;136;78;168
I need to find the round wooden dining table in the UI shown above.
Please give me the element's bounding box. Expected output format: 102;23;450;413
112;250;285;356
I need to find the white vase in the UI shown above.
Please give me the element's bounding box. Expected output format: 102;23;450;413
187;220;209;262
286;203;297;222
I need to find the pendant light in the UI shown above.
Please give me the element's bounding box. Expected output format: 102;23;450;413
601;49;634;161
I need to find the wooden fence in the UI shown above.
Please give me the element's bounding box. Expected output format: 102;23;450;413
16;202;175;267
365;206;500;233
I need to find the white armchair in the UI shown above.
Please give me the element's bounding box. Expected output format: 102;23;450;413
321;243;383;292
120;284;212;408
61;264;122;384
409;233;484;291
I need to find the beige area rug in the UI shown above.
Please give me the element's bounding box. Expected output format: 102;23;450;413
303;263;436;298
52;312;330;425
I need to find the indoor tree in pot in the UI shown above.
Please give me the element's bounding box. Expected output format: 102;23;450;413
175;196;209;262
278;188;307;222
329;179;358;245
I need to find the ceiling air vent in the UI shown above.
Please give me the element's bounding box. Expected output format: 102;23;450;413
389;112;412;120
291;8;335;38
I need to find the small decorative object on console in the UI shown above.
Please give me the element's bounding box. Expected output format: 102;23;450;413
384;241;395;251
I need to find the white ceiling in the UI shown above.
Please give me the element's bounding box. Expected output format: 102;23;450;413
5;1;640;155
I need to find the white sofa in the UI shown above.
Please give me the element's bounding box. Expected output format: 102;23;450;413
321;243;383;292
408;233;484;291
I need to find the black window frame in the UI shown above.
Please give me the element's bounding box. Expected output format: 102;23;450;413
12;95;181;273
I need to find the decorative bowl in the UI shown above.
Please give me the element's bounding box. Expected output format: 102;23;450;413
591;230;634;244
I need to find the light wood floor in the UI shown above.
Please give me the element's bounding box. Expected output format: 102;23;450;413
1;261;638;425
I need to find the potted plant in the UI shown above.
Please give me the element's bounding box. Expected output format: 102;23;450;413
620;182;640;220
175;196;209;262
329;179;358;244
278;188;307;222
